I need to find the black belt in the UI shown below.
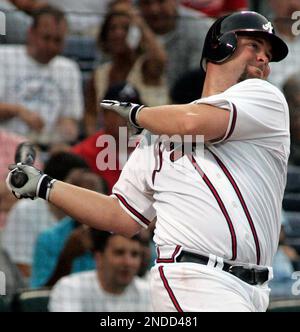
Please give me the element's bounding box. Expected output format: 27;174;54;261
176;251;269;286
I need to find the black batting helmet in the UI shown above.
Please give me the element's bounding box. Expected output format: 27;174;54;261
201;11;288;71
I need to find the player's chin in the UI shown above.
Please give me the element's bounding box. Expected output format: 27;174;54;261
247;66;264;79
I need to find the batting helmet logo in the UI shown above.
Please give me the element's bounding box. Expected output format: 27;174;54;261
201;11;288;71
262;22;273;33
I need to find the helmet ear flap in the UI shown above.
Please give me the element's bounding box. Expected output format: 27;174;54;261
210;32;238;63
201;31;238;71
217;32;238;61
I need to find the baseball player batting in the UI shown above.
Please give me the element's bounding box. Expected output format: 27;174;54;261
7;11;290;312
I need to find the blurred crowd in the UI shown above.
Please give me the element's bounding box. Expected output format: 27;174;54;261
0;0;300;311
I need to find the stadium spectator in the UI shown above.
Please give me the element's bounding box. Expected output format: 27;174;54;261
0;248;25;298
0;130;40;228
266;0;300;89
283;74;300;166
48;229;152;312
0;6;83;146
269;217;300;299
180;0;248;17
1;152;89;282
30;169;105;288
73;82;143;193
85;5;168;135
137;0;212;87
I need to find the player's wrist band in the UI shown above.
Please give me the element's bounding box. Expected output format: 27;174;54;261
129;104;145;129
37;175;57;201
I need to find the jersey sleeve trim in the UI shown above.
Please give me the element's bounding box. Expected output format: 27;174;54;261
224;103;237;140
210;102;237;144
113;193;151;228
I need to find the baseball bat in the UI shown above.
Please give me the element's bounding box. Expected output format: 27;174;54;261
10;142;37;188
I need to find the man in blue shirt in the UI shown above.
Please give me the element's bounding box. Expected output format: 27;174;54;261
30;168;105;288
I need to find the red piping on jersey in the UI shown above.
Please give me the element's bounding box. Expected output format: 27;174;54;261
152;142;163;185
209;150;261;265
187;154;237;261
156;245;182;263
224;103;237;140
114;193;151;226
158;266;184;312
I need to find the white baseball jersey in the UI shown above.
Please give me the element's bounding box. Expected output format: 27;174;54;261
112;78;290;268
48;271;152;312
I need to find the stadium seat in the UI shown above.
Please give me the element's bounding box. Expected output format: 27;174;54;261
12;288;51;312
